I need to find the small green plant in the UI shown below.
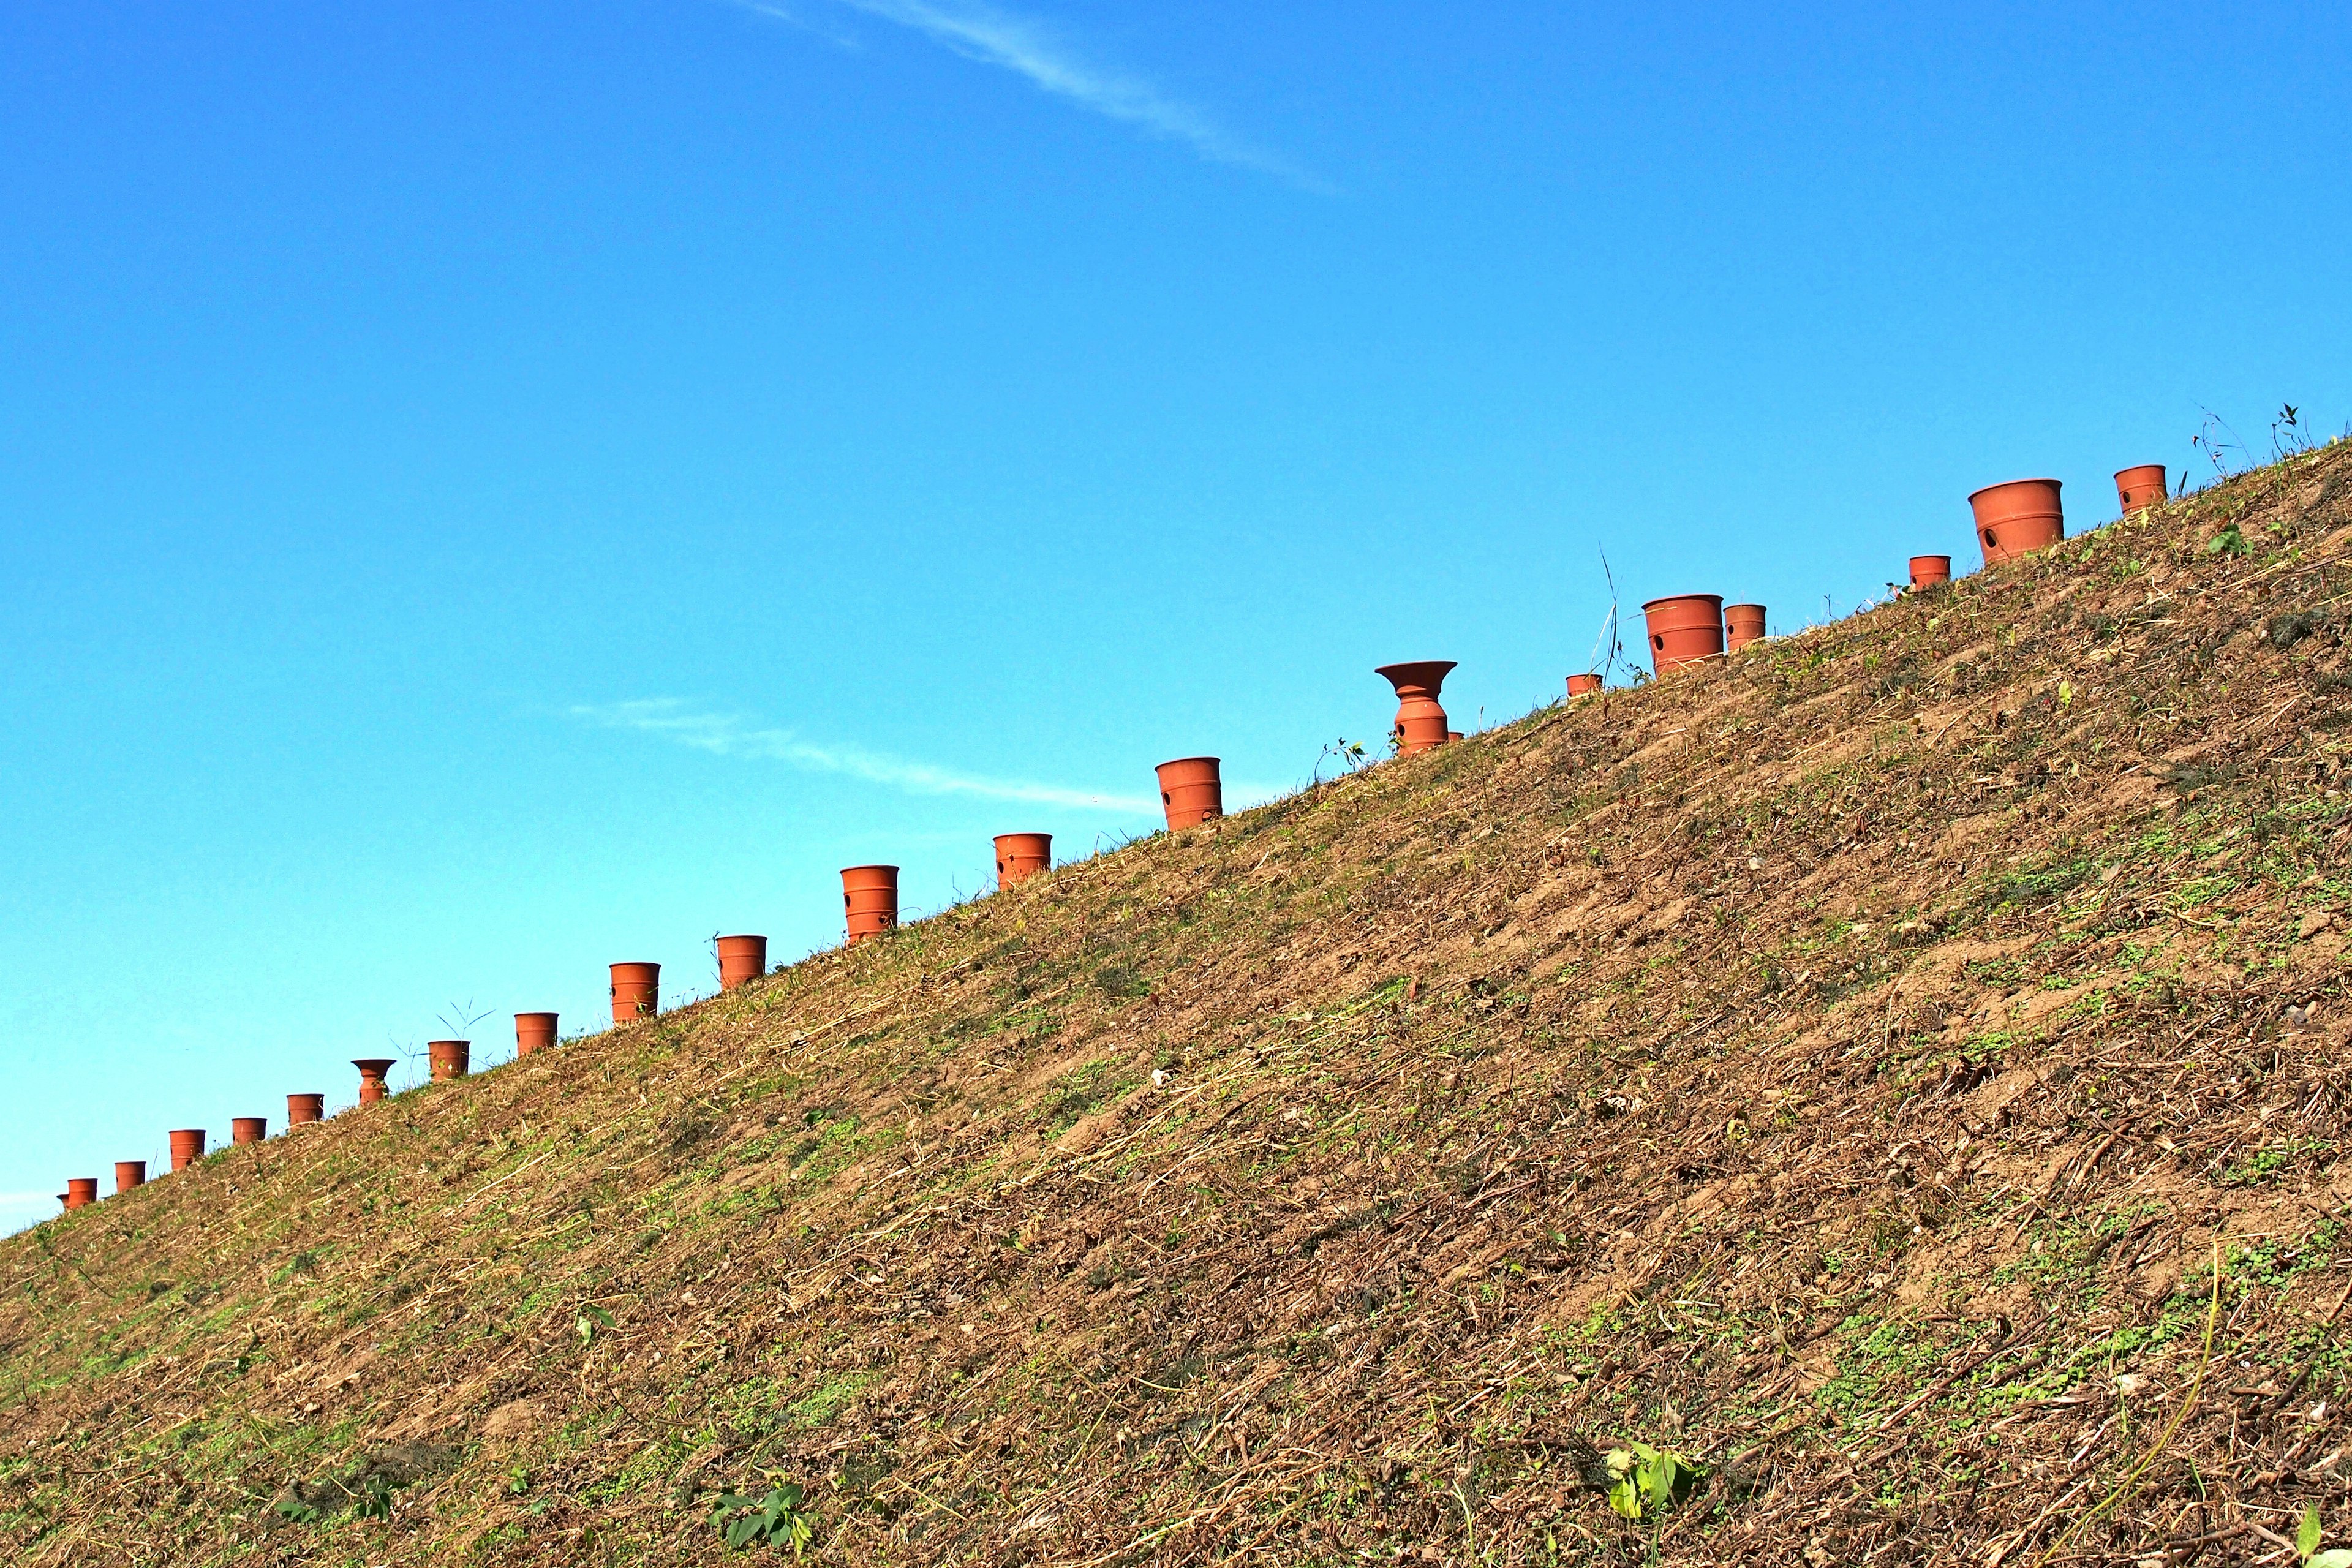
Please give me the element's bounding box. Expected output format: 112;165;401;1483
2297;1504;2352;1567
577;1303;616;1346
707;1479;815;1554
352;1472;394;1522
271;1494;322;1526
1314;737;1369;782
1602;1441;1706;1520
2209;520;2250;557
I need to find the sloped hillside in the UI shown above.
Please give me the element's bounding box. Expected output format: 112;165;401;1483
7;442;2352;1567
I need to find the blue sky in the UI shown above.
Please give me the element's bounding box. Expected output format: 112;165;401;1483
2;1;2345;1231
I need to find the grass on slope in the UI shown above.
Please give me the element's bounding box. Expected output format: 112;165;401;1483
6;441;2352;1566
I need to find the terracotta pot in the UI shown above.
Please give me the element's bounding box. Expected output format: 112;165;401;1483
1374;661;1457;755
115;1161;146;1194
168;1128;206;1172
717;935;768;990
610;962;660;1023
2115;464;2167;512
353;1057;396;1104
428;1039;470;1081
232;1117;268;1146
1724;603;1766;653
994;833;1052;890
1566;673;1602;698
1155;757;1224;830
1909;554;1952;590
514;1011;558;1056
1642;594;1725;674
64;1178;97;1210
1447;730;1464;742
1969;478;2064;564
287;1093;325;1126
842;865;900;944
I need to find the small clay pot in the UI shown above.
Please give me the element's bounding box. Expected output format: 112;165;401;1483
428;1040;470;1082
168;1128;206;1172
64;1178;97;1210
514;1012;558;1057
353;1058;396;1104
994;833;1052;889
1909;554;1953;590
115;1161;146;1194
1374;662;1458;755
1642;594;1725;674
287;1093;325;1126
717;935;768;990
842;865;900;944
1447;730;1464;743
1155;757;1223;830
610;962;660;1023
1724;603;1766;653
1566;673;1602;698
1969;478;2065;564
232;1117;267;1146
2115;464;2167;512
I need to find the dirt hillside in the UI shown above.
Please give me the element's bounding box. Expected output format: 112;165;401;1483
7;442;2352;1567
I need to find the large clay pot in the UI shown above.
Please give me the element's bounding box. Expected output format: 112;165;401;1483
1970;478;2065;564
427;1040;470;1082
610;962;660;1023
64;1178;97;1210
1374;662;1457;755
994;833;1052;889
1155;757;1223;830
168;1128;206;1172
287;1093;325;1126
353;1058;396;1104
2115;464;2167;512
1724;603;1766;653
1566;673;1602;698
115;1161;146;1194
514;1012;558;1057
717;935;768;990
842;865;900;944
231;1117;267;1146
1642;594;1725;674
1909;554;1952;590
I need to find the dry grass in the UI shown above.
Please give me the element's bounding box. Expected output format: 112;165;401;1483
7;442;2352;1566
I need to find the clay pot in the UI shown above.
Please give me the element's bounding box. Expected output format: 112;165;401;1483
1374;662;1458;755
1724;603;1766;653
1969;478;2065;564
514;1012;558;1056
842;865;900;944
287;1093;325;1126
1566;673;1602;698
168;1128;206;1172
2115;464;2167;512
232;1117;267;1146
1447;730;1464;743
1909;554;1952;590
428;1040;470;1082
717;935;768;990
1642;594;1725;674
353;1058;396;1104
1155;757;1224;830
64;1178;97;1210
994;833;1052;890
115;1161;146;1194
610;962;660;1023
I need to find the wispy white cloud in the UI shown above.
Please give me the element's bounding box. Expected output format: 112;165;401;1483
737;0;1330;192
571;699;1161;815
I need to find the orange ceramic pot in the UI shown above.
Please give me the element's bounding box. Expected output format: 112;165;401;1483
1723;603;1766;652
610;963;660;1023
231;1117;267;1146
1566;673;1602;698
842;865;900;944
1155;758;1223;830
1374;661;1457;755
1909;554;1952;590
514;1012;558;1057
115;1161;146;1194
168;1128;206;1172
353;1058;395;1104
63;1178;97;1210
717;935;768;990
1970;478;2064;564
287;1093;325;1126
1642;594;1725;674
994;833;1052;889
2115;464;2166;512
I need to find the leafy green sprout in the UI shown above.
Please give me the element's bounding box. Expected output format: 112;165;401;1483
708;1479;815;1555
1604;1441;1706;1521
577;1303;616;1346
2301;1504;2352;1568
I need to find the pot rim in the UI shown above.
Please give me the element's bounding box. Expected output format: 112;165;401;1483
1967;477;2063;503
1640;593;1724;613
351;1057;397;1072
